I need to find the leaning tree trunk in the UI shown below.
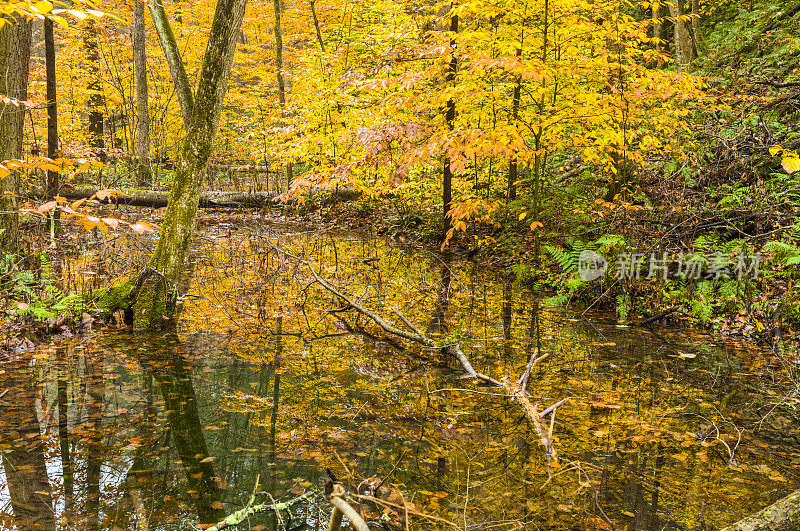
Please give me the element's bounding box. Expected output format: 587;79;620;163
102;0;249;330
721;489;800;531
149;0;194;127
133;1;151;184
0;17;32;255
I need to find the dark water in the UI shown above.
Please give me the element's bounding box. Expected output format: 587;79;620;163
1;226;798;530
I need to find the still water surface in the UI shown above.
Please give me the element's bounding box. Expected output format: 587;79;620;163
1;225;797;529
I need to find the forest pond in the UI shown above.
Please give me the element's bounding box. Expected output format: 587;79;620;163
1;222;798;530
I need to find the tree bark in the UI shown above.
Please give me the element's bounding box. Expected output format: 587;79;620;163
441;15;458;244
133;0;151;184
669;0;694;70
691;0;702;49
83;20;106;161
0;16;32;254
126;0;249;329
149;0;194;127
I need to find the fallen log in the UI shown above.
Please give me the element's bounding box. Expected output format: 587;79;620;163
721;489;800;531
208;164;271;172
27;187;280;208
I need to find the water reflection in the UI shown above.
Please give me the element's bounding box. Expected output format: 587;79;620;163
0;359;55;530
0;228;797;530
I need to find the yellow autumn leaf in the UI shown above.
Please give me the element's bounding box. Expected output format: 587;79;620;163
34;0;52;13
518;212;527;220
782;156;800;174
769;146;783;156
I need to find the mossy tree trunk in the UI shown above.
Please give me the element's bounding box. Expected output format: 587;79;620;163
0;17;32;255
113;0;248;329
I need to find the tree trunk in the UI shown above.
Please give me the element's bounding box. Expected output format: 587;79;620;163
149;0;194;127
507;47;522;201
721;489;800;531
45;17;59;210
669;0;694;70
274;0;294;188
0;17;32;255
310;0;325;52
123;0;248;329
441;14;458;244
133;0;151;184
652;1;662;51
83;20;106;161
691;0;702;52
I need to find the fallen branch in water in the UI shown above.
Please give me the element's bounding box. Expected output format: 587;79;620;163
203;488;314;531
325;480;370;531
280;247;566;469
637;306;679;326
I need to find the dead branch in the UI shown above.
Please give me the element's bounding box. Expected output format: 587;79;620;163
325;480;370;531
265;243;568;466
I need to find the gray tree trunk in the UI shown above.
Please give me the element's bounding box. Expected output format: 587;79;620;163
669;0;694;70
133;0;151;184
0;17;32;254
149;0;194;127
124;0;249;329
